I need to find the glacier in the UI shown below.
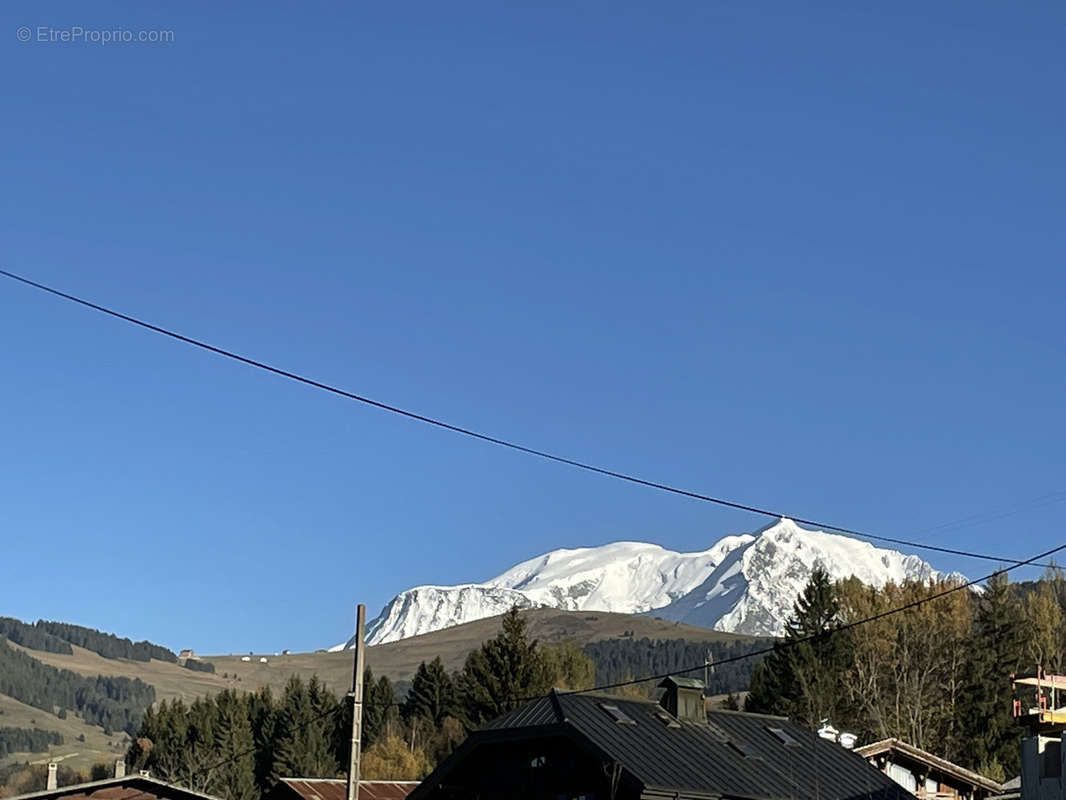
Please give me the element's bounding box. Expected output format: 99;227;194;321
333;518;960;648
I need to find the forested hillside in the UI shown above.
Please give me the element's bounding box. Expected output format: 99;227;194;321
34;621;176;663
0;638;155;735
0;728;62;755
0;619;73;655
126;610;606;799
584;636;766;696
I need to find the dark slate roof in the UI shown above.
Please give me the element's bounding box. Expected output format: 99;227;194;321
476;691;910;800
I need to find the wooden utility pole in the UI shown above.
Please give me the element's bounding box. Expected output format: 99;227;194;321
346;604;366;800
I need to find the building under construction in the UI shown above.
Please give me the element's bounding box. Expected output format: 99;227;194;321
1012;670;1066;799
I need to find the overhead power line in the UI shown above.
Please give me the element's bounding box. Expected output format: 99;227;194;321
0;268;1060;567
557;538;1066;697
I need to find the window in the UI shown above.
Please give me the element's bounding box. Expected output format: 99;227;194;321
529;756;547;768
767;726;801;747
599;703;636;725
1042;741;1062;778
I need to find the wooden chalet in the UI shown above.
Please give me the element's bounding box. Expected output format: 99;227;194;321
855;739;1004;800
409;677;912;800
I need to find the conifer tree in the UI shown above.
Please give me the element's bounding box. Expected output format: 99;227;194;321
271;676;338;781
402;658;457;726
457;606;552;727
744;567;852;726
247;687;277;795
958;573;1025;778
211;691;257;800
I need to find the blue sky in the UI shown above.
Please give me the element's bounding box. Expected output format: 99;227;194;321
1;1;1063;654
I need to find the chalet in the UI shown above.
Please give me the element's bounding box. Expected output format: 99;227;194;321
856;738;1004;800
8;765;223;800
409;677;912;800
264;778;418;800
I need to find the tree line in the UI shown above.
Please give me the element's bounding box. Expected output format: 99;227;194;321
126;609;597;800
584;636;766;697
745;567;1066;781
0;618;74;655
0;727;63;755
128;672;406;800
181;659;217;674
0;617;177;663
0;637;156;734
34;621;177;663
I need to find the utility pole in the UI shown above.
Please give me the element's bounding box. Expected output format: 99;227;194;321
346;604;366;800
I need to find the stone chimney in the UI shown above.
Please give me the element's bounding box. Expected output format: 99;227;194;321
114;760;126;779
46;763;58;791
658;676;706;723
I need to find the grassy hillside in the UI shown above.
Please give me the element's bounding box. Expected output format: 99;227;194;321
207;607;757;695
7;643;233;703
9;609;756;700
0;695;126;775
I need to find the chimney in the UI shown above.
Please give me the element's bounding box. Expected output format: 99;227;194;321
46;763;58;791
114;760;126;779
658;676;706;723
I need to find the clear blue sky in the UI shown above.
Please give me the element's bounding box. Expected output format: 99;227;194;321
2;1;1063;654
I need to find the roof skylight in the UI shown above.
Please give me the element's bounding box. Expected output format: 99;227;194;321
600;703;637;725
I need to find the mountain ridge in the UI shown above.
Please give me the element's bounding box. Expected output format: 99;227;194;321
338;518;962;648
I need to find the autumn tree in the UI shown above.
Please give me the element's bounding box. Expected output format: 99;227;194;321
541;640;595;690
360;735;430;781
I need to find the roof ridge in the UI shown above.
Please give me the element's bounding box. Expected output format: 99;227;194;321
7;775;222;800
548;688;568;723
706;708;790;721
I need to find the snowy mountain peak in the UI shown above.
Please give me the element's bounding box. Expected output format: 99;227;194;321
336;518;960;648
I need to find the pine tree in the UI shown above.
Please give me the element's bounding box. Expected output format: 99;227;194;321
211;691;257;800
457;606;552;727
402;658;457;726
247;687;277;796
743;567;852;726
271;676;338;781
959;573;1026;777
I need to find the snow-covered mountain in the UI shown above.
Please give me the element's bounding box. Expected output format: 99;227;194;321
335;518;959;648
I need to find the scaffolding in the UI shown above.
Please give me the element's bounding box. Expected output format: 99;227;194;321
1012;670;1066;729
